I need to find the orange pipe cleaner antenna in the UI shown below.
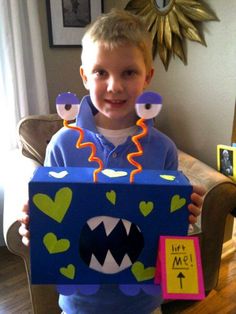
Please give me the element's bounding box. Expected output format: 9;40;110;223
64;120;103;183
127;118;147;183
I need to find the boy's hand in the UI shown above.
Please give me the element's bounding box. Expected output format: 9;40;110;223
188;185;206;224
18;202;30;247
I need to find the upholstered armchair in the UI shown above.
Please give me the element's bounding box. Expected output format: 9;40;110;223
3;113;236;314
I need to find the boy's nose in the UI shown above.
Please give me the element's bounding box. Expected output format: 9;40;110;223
107;77;123;93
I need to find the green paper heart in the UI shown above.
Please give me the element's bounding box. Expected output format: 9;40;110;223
160;174;176;181
131;261;155;282
139;201;154;217
170;194;186;213
33;187;72;223
43;232;70;254
60;264;75;280
106;190;116;205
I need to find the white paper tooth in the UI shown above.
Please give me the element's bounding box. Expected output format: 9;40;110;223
102;217;120;236
89;250;132;274
89;254;104;273
121;219;132;235
105;252;132;273
87;216;104;231
119;254;132;271
87;216;120;236
101;250;118;274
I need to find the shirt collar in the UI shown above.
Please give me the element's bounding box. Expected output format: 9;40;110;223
75;95;154;132
75;95;98;132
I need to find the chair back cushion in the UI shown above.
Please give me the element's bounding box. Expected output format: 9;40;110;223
17;114;63;165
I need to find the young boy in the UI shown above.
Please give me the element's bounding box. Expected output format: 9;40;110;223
19;9;204;314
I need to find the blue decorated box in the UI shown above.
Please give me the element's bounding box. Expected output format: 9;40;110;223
29;167;192;285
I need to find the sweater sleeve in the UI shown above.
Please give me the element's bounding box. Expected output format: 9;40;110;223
164;144;178;170
44;131;65;167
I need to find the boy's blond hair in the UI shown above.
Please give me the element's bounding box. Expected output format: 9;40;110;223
81;9;153;72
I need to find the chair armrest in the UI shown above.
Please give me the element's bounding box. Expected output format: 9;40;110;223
178;150;236;291
200;181;236;291
178;150;232;188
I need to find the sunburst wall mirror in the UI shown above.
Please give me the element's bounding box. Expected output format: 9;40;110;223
125;0;218;70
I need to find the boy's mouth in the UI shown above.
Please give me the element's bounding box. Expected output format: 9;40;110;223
79;216;144;274
105;99;126;106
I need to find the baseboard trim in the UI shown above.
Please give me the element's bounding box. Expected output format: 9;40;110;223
221;239;236;259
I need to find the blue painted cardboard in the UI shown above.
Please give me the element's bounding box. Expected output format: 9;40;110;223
29;167;192;285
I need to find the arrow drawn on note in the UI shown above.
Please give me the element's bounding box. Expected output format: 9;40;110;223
177;272;185;289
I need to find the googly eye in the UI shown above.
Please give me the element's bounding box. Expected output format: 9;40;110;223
135;103;162;119
56;92;80;120
56;103;80;120
135;91;163;119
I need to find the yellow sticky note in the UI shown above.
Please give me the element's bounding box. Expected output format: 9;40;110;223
155;236;205;300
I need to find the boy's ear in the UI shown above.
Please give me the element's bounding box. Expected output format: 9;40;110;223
145;68;154;86
80;66;89;90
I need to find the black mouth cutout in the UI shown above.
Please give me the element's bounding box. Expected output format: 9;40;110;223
79;216;144;274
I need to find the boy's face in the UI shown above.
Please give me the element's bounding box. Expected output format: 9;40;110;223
80;42;154;129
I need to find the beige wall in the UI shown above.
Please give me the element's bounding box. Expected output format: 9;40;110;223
39;1;85;110
39;0;236;169
38;0;129;112
149;1;236;168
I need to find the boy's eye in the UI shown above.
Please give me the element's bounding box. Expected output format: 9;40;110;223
135;91;163;119
56;92;80;120
94;70;107;77
123;70;136;77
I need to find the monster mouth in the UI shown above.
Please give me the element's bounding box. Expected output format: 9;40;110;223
79;216;144;274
